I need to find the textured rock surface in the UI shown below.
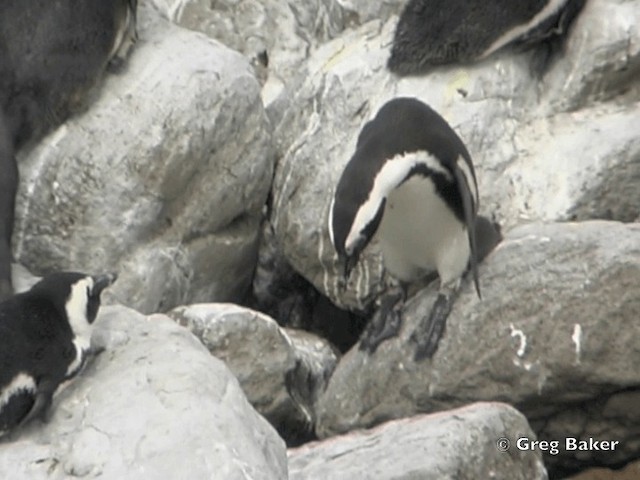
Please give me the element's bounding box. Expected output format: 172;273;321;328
150;0;348;104
314;221;640;473
0;305;287;479
289;402;548;480
336;0;405;25
13;2;273;314
167;303;338;444
269;0;640;312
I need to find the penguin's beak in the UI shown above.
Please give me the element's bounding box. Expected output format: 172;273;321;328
92;272;118;295
338;253;359;284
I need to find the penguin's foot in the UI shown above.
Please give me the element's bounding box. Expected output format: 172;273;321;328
19;388;54;428
411;293;452;361
359;288;405;353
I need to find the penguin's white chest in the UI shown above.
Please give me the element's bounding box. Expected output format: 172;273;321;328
376;175;470;285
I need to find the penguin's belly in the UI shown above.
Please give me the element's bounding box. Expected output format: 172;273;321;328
377;175;470;285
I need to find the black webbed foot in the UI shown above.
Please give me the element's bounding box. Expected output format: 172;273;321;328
411;293;453;361
359;286;405;353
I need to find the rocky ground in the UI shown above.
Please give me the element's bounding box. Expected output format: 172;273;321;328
2;0;639;478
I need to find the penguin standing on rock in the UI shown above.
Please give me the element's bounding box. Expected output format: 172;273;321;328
329;97;480;360
0;271;117;437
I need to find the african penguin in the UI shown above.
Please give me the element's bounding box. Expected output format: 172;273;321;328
388;0;586;75
329;97;480;360
0;271;117;437
0;0;138;301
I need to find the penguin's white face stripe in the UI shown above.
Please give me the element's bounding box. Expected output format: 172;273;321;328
345;151;452;253
65;277;94;341
480;0;568;58
0;373;36;409
65;336;91;378
455;155;478;208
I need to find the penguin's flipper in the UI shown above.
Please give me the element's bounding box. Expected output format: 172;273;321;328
18;380;56;428
452;162;480;298
0;110;18;301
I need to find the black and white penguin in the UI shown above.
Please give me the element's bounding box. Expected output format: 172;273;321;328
0;0;138;301
0;271;117;437
329;97;480;360
388;0;586;75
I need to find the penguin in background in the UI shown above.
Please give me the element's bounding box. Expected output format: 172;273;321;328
0;271;117;437
329;97;480;360
388;0;587;75
0;0;138;301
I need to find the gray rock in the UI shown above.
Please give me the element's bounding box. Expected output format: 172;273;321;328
536;389;640;474
167;303;338;444
336;0;406;25
564;459;640;479
284;328;339;431
289;402;548;480
269;0;640;313
0;305;287;480
10;263;40;293
150;0;348;105
314;221;640;472
541;0;640;112
13;2;273;314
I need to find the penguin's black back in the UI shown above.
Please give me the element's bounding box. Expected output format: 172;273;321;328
354;97;474;168
0;273;93;390
388;0;586;75
0;289;76;386
0;0;130;146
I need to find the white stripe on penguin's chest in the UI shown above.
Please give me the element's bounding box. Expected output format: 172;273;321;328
65;335;90;378
377;174;470;284
63;277;94;378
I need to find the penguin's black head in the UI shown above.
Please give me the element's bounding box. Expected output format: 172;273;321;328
329;163;386;282
30;271;118;331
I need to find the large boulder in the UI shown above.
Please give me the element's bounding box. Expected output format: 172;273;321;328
13;1;273;313
289;402;548;480
167;303;338;445
314;221;640;474
0;305;288;479
149;0;349;105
